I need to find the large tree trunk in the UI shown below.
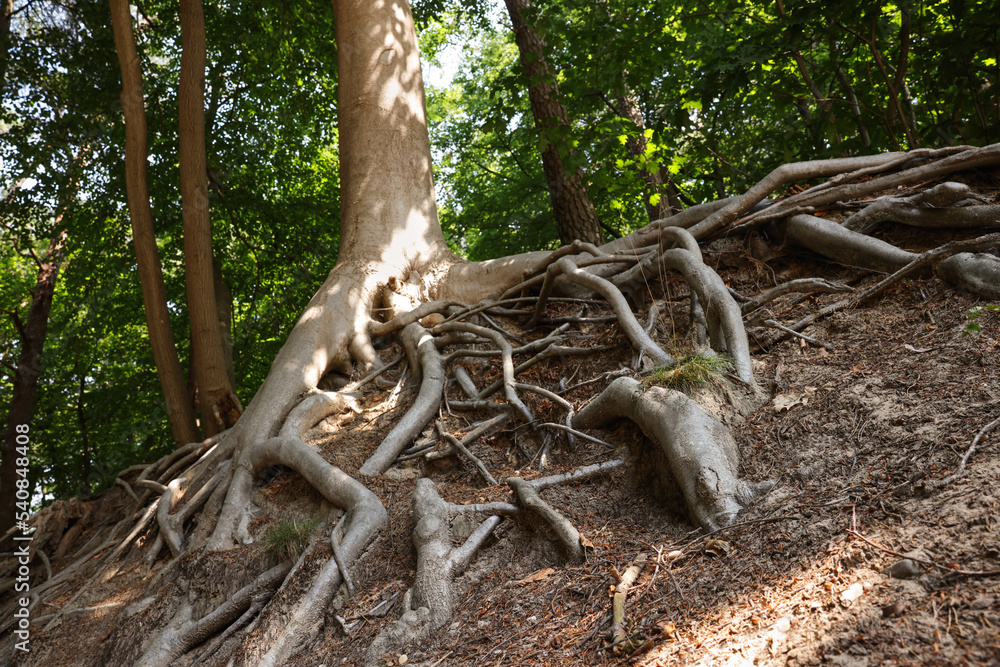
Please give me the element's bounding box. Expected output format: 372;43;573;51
503;0;603;246
206;0;542;551
179;0;240;436
110;0;200;447
0;0;10;34
0;230;67;540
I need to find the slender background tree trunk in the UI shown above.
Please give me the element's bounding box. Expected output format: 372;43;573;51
110;0;201;447
179;0;241;436
0;229;67;539
616;87;680;221
504;0;603;246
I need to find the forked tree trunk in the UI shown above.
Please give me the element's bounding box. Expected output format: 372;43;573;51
0;230;67;539
179;0;240;436
503;0;603;246
110;0;200;447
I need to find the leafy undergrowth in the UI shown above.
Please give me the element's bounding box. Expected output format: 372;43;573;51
4;220;1000;667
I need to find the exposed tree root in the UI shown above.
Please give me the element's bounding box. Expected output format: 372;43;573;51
575;377;772;530
9;145;1000;666
366;478;508;665
133;562;291;667
759;229;1000;349
360;324;443;476
509;460;626;563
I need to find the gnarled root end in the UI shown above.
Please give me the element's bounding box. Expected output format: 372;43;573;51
575;377;771;531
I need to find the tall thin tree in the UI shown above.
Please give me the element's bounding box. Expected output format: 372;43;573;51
110;0;201;447
179;0;241;436
503;0;603;245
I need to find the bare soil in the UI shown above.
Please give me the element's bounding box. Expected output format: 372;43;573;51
4;219;1000;667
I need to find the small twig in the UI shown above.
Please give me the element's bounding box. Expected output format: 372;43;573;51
349;591;399;620
666;564;687;603
428;651;453;667
928;414;1000;490
846;529;1000;577
538;422;615;449
764;319;836;351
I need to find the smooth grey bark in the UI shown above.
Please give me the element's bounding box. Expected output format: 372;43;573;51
359;324;443;476
785;213;1000;299
366;478;504;664
785;213;916;272
575;377;770;531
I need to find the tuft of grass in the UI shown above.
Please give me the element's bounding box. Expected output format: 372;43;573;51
264;518;319;563
641;353;735;393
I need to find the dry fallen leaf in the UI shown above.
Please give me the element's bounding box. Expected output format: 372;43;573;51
516;567;556;586
772;386;817;413
705;539;732;557
841;583;865;601
579;534;594;549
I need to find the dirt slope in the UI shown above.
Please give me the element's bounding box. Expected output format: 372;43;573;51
3;215;999;667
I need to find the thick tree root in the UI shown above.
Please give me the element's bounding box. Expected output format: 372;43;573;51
132;562;291;667
727;144;1000;234
17;147;1000;666
366;478;507;665
575;377;772;530
758;231;1000;349
360;324;443;476
785;215;1000;299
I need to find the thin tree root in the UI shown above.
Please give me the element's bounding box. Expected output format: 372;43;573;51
508;477;585;562
435;321;535;422
133;562;292;667
764;319;836;351
531;256;675;367
425;414;510;462
507;460;625;562
436;422;498;486
741;278;854;315
728;144;1000;234
762;230;1000;348
926;413;1000;491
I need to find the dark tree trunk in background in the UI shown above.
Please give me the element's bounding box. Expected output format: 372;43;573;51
616;87;681;221
0;230;67;540
179;0;241;436
504;0;603;246
110;0;201;447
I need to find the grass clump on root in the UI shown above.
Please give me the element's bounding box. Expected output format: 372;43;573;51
642;353;735;394
264;518;320;563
